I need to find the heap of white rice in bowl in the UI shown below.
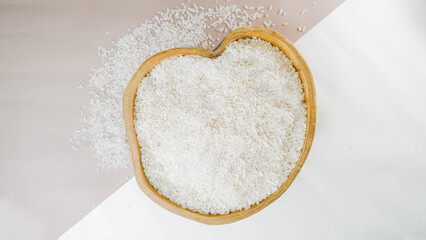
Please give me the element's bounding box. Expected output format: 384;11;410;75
134;37;307;215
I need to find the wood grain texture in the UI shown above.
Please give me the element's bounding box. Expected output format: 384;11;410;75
123;26;316;224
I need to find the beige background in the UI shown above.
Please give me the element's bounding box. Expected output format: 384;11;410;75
0;0;342;239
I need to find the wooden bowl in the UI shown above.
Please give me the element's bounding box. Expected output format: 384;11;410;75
123;26;316;224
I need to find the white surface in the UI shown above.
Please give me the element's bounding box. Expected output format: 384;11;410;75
60;0;426;239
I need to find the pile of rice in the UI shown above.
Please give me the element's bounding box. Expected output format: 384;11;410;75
134;38;307;215
72;4;270;169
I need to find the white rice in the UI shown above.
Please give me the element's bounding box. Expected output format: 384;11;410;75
71;4;271;169
134;38;307;215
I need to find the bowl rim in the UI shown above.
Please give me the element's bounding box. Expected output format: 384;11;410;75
123;26;316;225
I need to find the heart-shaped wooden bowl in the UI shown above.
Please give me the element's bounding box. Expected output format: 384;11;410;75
123;26;316;224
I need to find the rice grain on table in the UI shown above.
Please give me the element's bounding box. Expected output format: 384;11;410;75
72;4;272;169
134;38;307;215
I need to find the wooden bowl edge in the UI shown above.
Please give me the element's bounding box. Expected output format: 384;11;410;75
123;26;316;225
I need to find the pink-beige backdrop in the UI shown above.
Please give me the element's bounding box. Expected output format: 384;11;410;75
0;0;343;239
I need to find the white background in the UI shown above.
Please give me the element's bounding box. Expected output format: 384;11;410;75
60;0;426;239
